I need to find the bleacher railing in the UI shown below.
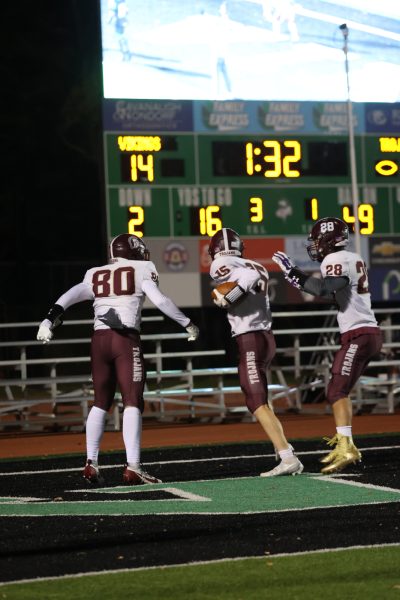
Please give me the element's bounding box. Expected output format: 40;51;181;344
0;308;399;431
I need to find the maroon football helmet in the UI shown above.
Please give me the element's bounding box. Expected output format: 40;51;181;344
208;228;244;260
109;234;150;261
306;217;349;262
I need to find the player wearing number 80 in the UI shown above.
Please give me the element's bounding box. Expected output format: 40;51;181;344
37;233;199;486
272;217;383;474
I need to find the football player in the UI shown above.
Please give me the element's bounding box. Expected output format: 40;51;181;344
209;227;303;477
272;217;382;474
37;234;199;486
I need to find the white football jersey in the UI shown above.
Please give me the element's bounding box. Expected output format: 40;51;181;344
210;255;272;337
56;258;190;331
320;249;378;334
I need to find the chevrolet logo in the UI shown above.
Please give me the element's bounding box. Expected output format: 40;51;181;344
372;241;400;256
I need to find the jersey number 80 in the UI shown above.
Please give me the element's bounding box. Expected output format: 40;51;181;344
92;267;135;297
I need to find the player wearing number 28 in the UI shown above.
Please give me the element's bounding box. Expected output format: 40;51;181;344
209;228;303;477
273;217;382;474
37;234;199;486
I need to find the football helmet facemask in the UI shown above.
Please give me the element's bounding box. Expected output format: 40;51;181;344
109;234;150;261
306;217;349;262
208;228;244;260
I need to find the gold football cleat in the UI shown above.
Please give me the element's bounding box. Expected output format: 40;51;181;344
319;434;339;464
320;434;362;474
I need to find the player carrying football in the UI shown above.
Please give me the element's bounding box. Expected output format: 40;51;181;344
37;234;199;486
273;217;382;474
209;227;304;477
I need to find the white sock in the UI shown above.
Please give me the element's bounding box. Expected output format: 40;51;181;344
337;426;352;437
86;406;107;463
279;447;295;462
123;406;142;468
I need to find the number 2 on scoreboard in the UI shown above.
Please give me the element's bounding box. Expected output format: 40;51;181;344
128;206;145;237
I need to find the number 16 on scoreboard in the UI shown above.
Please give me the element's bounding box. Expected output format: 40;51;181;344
195;198;265;236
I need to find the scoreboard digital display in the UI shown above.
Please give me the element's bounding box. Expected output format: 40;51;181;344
104;131;400;238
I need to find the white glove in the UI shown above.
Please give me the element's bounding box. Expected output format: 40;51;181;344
272;251;295;275
186;322;199;341
212;289;229;308
37;319;53;344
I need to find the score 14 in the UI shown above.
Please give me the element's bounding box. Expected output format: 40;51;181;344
130;155;154;182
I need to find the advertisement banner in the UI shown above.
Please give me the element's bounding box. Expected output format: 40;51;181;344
369;237;400;267
368;268;400;302
102;99;194;131
365;103;400;133
192;100;365;135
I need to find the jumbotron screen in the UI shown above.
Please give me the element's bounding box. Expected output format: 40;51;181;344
100;0;400;102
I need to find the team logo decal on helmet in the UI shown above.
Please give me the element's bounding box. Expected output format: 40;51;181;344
306;217;349;262
109;234;150;261
208;228;244;260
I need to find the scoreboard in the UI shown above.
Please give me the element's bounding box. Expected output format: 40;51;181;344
101;99;400;305
104;129;400;239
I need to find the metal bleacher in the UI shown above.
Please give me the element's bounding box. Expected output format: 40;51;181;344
0;308;399;432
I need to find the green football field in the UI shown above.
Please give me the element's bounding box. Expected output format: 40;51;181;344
1;436;399;595
1;546;399;599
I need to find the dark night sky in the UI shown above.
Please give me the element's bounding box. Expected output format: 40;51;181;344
0;1;209;347
0;1;105;321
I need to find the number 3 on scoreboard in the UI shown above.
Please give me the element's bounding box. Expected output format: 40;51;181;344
249;197;263;223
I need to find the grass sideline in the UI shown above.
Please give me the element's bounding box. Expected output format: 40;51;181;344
1;546;400;599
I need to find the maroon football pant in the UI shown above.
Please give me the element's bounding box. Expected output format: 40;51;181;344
235;330;276;413
90;329;145;412
327;331;383;404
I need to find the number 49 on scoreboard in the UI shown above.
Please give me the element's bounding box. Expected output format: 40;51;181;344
304;198;375;234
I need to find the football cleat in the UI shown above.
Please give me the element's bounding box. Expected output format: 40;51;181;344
122;465;162;485
320;435;362;474
82;460;104;486
319;434;340;464
260;457;304;477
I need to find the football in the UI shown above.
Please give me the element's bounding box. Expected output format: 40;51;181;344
211;281;237;300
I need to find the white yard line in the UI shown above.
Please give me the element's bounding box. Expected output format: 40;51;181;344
316;475;400;494
0;444;398;477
